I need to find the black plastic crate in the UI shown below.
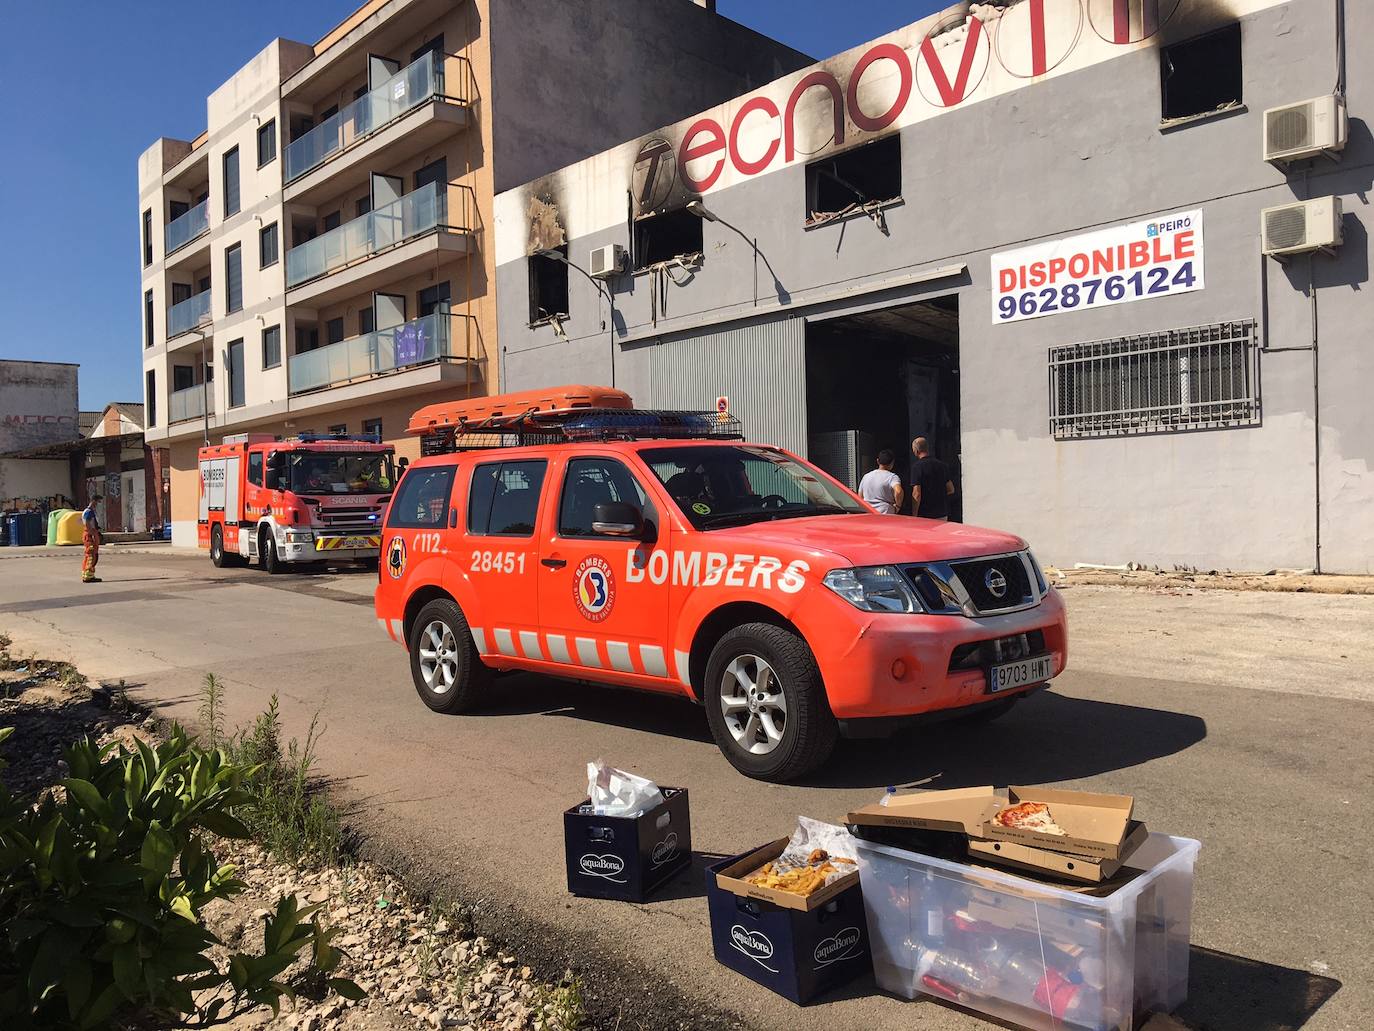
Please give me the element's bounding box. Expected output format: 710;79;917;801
706;843;871;1005
563;787;690;901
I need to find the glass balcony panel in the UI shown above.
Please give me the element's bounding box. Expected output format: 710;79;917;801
164;199;210;255
169;385;213;423
289;311;466;393
284;51;442;182
167;290;212;338
285;182;444;288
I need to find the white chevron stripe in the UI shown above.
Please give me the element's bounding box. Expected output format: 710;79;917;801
470;628;488;655
391;619;403;642
674;650;692;689
519;631;544;660
494;628;517;657
377;617;389;637
639;645;669;678
606;641;634;673
547;634;573;664
575;637;602;667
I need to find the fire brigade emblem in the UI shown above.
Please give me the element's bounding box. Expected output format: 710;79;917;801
573;555;615;622
387;536;407;579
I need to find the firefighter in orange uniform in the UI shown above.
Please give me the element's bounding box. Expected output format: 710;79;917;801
81;494;102;583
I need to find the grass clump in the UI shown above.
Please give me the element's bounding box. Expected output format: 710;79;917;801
196;675;345;867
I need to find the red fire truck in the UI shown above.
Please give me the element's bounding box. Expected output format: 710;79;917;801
197;433;396;573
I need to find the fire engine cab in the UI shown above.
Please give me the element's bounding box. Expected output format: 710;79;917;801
375;387;1068;781
198;433;395;573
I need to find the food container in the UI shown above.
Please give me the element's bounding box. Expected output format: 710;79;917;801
562;787;690;902
706;841;870;1004
855;833;1198;1030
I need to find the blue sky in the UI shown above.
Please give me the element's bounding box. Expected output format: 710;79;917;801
0;1;938;409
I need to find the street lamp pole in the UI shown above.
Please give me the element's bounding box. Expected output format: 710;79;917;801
541;248;617;388
687;199;760;307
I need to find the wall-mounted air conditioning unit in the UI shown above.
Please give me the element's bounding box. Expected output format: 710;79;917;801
1263;95;1347;164
589;244;626;279
1260;197;1343;257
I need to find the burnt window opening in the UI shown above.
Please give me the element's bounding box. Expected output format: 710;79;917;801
1161;23;1242;122
634;208;704;270
529;246;570;324
806;135;902;223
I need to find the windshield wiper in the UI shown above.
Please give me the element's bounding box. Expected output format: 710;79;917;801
698;504;850;529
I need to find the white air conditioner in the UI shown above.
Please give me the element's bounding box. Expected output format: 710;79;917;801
1263;95;1347;164
589;244;626;279
1260;197;1343;257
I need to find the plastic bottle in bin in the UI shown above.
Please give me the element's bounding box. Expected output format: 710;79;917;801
984;945;1102;1023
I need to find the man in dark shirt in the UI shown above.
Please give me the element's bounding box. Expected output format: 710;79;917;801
909;437;955;521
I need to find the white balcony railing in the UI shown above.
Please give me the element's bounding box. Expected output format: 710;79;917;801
169;385;213;423
167;291;212;339
284;50;459;182
289;311;475;394
165;199;209;255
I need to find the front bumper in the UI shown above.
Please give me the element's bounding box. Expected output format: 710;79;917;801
280;533;381;561
814;588;1069;720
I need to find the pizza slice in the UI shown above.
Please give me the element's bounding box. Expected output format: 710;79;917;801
994;800;1067;835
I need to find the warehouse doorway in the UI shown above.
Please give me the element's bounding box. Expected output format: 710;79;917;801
805;295;961;520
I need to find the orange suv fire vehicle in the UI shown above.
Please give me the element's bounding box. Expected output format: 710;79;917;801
198;433;395;573
375;387;1067;781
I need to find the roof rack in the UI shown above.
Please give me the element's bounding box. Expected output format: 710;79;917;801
418;407;744;456
408;385;633;437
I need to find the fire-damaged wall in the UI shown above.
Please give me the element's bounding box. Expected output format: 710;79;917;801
0;360;79;453
492;0;1374;573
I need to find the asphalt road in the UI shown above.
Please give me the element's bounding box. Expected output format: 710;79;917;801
2;545;1369;1031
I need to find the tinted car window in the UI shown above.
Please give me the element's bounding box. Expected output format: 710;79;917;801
558;458;654;537
468;460;547;537
387;466;455;529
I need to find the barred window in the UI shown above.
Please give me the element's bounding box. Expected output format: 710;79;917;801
1049;320;1259;439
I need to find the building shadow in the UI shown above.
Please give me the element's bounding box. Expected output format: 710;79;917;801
1178;945;1342;1031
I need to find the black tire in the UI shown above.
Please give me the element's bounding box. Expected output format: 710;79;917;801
210;525;241;567
261;533;286;575
360;557;380;572
702;622;838;782
408;598;491;714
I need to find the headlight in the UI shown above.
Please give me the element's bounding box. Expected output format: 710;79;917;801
287;530;314;542
822;565;921;613
1026;550;1048;595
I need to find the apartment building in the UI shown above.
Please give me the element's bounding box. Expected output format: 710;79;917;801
139;0;809;546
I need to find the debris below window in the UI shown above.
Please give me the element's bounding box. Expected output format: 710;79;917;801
528;245;569;326
806;135;902;227
1160;23;1242;123
634;208;704;269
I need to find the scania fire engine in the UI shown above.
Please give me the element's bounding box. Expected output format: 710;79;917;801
198;433;396;573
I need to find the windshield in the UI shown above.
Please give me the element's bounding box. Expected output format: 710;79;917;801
640;445;865;530
287;452;395;495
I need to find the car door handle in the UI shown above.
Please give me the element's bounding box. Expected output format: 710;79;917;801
541;557;567;569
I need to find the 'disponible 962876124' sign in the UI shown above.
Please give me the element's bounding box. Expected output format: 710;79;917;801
991;209;1205;324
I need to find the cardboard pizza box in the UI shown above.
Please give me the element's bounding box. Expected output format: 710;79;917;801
846;786;1000;837
967;820;1149;884
981;787;1135;860
713;838;861;913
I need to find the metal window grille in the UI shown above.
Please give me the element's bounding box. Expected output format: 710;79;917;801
1049;320;1259;439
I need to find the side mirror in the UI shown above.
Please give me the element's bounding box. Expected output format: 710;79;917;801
591;501;643;537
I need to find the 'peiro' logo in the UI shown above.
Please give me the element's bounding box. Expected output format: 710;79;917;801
578;854;627;883
813;927;864;969
650;832;679;868
729;926;779;972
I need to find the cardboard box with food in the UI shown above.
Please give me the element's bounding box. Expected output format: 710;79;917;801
706;818;870;1005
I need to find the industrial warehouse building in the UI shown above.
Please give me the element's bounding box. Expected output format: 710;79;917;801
494;0;1372;574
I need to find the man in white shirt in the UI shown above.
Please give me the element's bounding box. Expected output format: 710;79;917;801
858;450;904;514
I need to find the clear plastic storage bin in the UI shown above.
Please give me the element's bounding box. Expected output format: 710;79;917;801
854;833;1198;1031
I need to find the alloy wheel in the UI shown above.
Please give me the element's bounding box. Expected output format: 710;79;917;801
418;620;459;696
719;653;787;755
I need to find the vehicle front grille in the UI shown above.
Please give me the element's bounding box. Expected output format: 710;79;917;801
950;556;1033;612
948;629;1047;672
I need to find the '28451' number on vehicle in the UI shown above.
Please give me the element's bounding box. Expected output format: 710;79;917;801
471;550;526;574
